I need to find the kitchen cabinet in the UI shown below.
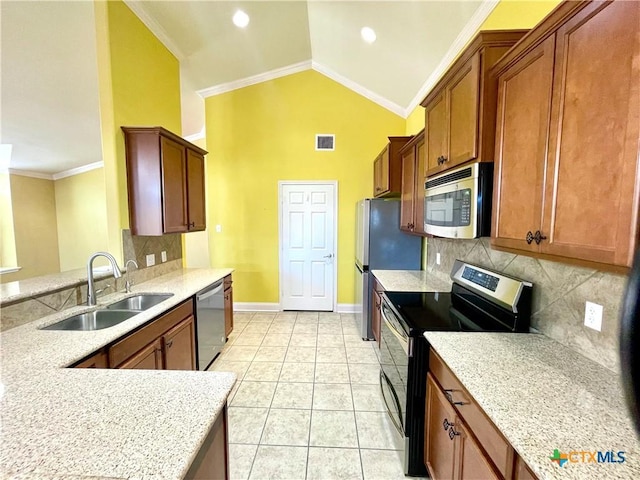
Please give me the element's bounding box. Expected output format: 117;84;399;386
122;126;208;236
164;316;196;370
224;274;233;337
425;349;536;480
400;130;426;235
185;404;229;480
421;31;526;177
373;136;412;197
109;299;196;370
491;0;640;269
73;349;108;368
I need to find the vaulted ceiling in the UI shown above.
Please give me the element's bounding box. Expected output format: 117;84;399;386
1;1;496;175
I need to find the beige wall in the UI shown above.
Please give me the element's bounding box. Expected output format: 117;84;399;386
2;174;60;282
54;168;109;271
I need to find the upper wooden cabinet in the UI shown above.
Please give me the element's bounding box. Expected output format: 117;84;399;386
373;136;412;197
421;31;527;177
122;127;208;236
491;0;640;269
400;130;426;235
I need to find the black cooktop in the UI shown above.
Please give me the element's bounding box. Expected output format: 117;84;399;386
384;288;525;336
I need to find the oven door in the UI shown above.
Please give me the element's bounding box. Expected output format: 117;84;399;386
379;297;410;436
424;170;477;239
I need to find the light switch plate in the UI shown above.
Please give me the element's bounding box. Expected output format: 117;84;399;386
584;301;603;331
161;251;167;263
436;253;441;265
216;224;222;233
146;254;156;267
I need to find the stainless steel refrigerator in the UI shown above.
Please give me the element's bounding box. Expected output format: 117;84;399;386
355;198;422;339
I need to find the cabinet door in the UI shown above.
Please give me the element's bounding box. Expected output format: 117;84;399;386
426;93;448;174
119;340;163;370
456;421;500;480
541;0;640;266
413;138;426;235
447;53;480;167
400;148;416;232
492;36;555;253
161;136;188;233
425;373;458;480
186;149;206;231
224;287;233;337
373;155;384;197
164;315;196;370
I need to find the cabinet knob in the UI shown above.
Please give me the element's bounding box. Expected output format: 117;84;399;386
534;230;547;245
442;156;448;163
448;426;460;440
166;340;173;348
526;231;534;244
188;221;195;228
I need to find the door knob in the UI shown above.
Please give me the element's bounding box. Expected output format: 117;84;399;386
323;254;333;258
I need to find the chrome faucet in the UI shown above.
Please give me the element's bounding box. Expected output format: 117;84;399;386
124;259;139;293
87;252;123;306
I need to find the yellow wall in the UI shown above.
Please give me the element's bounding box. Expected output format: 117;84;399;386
206;70;405;304
404;0;562;135
54;168;109;271
0;173;17;269
95;0;182;254
2;175;60;282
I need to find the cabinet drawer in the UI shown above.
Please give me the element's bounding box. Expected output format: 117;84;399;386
429;349;514;478
109;299;194;368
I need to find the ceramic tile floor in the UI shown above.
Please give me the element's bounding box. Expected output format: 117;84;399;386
210;311;408;480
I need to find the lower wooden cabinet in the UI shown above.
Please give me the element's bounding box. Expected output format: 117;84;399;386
224;274;233;338
185;404;229;479
73;349;109;368
109;299;196;370
119;339;163;370
426;350;536;480
164;315;196;370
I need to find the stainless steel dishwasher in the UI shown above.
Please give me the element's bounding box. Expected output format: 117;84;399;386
195;279;226;370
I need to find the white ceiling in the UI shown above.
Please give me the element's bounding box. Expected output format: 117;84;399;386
0;1;494;175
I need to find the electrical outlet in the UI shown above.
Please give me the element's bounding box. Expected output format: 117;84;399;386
146;254;156;267
216;224;222;233
436;253;441;265
584;301;603;331
161;251;167;263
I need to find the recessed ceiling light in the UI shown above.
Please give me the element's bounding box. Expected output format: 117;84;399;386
233;10;250;28
361;27;376;44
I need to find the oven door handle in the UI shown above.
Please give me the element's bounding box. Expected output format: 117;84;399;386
380;302;409;355
380;370;405;436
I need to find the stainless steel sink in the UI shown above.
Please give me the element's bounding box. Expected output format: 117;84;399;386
105;293;173;311
41;309;138;331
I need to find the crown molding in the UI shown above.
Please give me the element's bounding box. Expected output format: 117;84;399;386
404;0;500;116
311;61;405;117
53;161;104;180
123;0;186;61
197;60;312;98
8;169;53;180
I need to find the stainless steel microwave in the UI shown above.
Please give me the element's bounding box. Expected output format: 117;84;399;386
424;162;493;239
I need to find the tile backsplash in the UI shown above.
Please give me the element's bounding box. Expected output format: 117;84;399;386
122;229;182;268
425;237;628;373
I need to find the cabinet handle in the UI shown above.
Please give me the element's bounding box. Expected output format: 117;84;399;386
526;231;534;244
443;418;452;430
436;156;442;165
534;230;547;245
188;221;195;228
444;389;466;406
166;340;173;349
442;156;448;163
448;426;460;440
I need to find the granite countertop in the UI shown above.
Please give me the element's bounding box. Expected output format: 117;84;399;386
372;269;452;292
0;268;237;479
424;332;640;479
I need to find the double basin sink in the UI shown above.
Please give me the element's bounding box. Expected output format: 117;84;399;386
41;294;174;331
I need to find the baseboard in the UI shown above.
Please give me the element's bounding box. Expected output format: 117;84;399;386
233;302;281;312
336;303;357;314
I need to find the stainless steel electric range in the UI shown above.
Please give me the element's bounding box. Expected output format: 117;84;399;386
378;260;533;477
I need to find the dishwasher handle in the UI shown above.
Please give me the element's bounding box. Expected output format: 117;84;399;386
197;281;224;301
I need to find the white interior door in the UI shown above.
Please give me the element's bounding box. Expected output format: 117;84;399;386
280;182;336;311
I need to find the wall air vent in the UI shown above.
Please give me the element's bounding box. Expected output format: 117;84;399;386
315;134;335;151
